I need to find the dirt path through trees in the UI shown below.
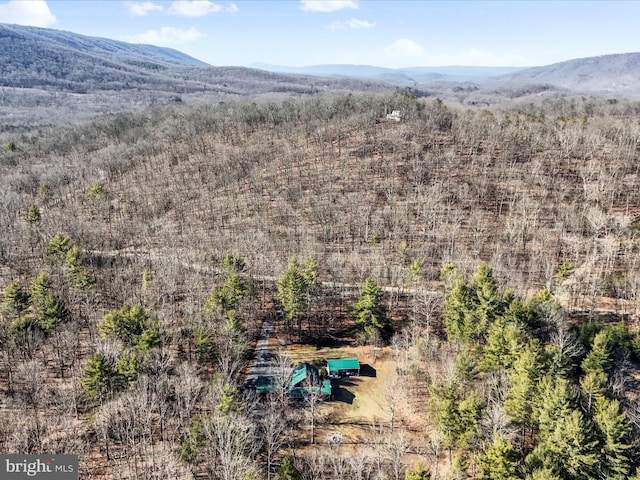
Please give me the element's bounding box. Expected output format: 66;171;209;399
245;312;277;388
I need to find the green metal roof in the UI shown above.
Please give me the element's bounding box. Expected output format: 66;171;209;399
322;379;332;395
255;382;275;393
327;357;360;371
289;379;332;397
254;363;332;397
291;364;310;387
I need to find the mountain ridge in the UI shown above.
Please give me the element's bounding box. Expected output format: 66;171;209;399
250;62;526;83
496;52;640;94
0;22;396;110
3;21;640;127
0;22;209;67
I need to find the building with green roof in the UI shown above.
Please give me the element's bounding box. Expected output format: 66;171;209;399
289;363;332;399
255;363;332;400
326;357;360;377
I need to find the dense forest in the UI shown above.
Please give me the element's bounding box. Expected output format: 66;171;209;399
3;92;640;478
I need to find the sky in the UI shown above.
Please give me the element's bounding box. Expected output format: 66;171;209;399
1;0;640;69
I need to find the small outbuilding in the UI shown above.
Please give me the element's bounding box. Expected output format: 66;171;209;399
386;110;402;122
326;357;360;378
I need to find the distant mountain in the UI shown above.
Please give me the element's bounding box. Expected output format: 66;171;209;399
0;22;213;92
251;63;526;83
0;23;409;128
496;53;640;95
0;23;208;66
0;23;396;100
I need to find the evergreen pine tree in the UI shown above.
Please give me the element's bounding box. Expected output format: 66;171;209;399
471;261;502;337
277;257;308;336
65;245;95;289
352;277;388;342
405;462;431;480
46;233;71;261
524;468;561;480
38;292;68;334
277;455;301;480
2;279;29;319
533;376;577;443
81;353;123;401
478;434;520;480
545;409;599;480
98;304;159;350
580;370;608;412
29;271;51;305
505;341;544;443
443;276;470;342
593;397;633;480
581;329;612;377
24;204;41;225
481;318;526;372
207;272;248;313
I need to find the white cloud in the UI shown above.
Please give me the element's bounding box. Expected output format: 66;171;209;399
168;0;225;17
300;0;357;13
227;3;238;13
0;0;56;27
125;1;164;16
132;26;204;46
328;18;375;29
384;38;425;59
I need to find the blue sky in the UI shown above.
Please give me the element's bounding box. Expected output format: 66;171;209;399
1;0;640;68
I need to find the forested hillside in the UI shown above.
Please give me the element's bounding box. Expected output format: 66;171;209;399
0;23;395;129
2;92;640;478
499;52;640;96
0;22;208;92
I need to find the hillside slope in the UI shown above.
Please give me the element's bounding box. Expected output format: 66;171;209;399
0;22;210;91
0;23;395;97
3;93;640;478
3;93;640;307
496;52;640;95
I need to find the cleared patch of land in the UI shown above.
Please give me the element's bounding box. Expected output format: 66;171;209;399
284;344;422;445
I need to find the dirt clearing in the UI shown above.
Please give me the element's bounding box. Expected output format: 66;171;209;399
284;344;420;444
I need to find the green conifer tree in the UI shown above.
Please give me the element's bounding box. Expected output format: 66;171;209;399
580;371;607;412
38;292;68;334
46;233;71;261
98;304;159;350
533;376;577;443
81;353;123;402
524;468;561;480
2;279;29;320
65;245;95;289
471;261;502;333
207;272;248;313
352;277;388;342
277;257;312;337
277;455;301;480
545;409;599;480
24;204;41;226
592;397;633;480
405;462;431;480
481;318;526;372
505;341;544;444
443;276;470;342
478;434;520;480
